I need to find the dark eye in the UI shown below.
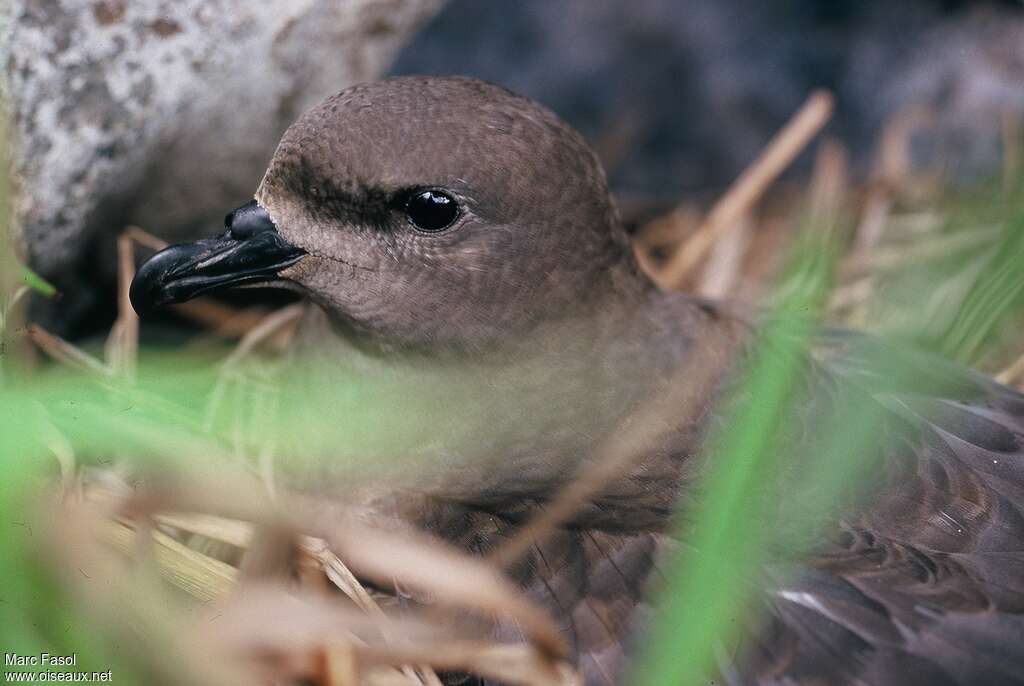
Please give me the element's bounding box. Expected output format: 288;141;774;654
405;190;460;232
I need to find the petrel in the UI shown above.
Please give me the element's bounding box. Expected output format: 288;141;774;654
130;76;1024;685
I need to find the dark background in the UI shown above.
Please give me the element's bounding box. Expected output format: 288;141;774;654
392;0;1024;208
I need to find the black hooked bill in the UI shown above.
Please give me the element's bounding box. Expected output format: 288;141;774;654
129;200;305;315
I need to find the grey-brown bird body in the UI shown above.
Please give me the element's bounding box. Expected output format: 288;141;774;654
130;76;1024;685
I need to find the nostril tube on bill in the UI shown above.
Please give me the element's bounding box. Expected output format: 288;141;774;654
225;199;277;240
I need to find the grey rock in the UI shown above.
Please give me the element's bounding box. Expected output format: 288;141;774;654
2;0;443;305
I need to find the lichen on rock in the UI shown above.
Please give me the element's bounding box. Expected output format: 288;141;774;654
2;0;443;326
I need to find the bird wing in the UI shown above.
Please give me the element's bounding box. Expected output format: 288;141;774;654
519;528;664;686
417;503;663;686
734;330;1024;685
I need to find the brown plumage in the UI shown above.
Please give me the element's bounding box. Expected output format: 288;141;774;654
130;76;1024;685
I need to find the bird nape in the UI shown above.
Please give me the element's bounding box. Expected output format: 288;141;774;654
130;76;1024;686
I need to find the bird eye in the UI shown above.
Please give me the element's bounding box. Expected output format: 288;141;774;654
405;190;460;232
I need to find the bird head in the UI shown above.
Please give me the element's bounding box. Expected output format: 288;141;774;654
131;76;642;350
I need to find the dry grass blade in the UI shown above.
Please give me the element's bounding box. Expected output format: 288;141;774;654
633;241;664;282
852;189;893;262
850;107;934;258
102;467;558;685
117;462;279;529
696;212;752;299
126;225;169;251
196;583;509;686
842;225;1003;278
238;522;301;582
37;408;77;493
157;512;254;548
146;495;552;685
156;511;441;686
996;349;1024;388
198;584;389;683
104;231;139;378
327;521;568;664
204;303;304;434
224;303;305;365
828;276;874;322
28;324;113;377
7;283;29;312
323;644;363;686
154;515;387;618
72;487;565;686
307;541;444;686
44;499;256;686
102;518;237;601
656;90;834;288
807;138;849;233
306;538;388;620
635;204;702;253
175;299;273;338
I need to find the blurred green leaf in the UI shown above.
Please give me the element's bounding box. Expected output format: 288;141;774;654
19;264;58;298
938;213;1024;363
632;232;836;686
